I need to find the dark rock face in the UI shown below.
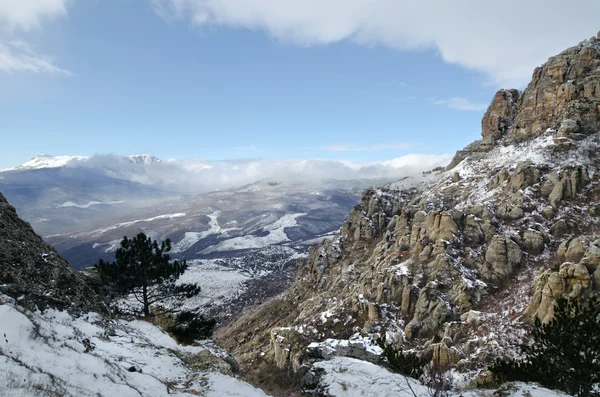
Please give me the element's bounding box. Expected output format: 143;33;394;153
481;89;520;146
0;192;105;313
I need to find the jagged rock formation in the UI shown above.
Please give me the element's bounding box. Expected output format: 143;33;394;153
447;33;600;169
215;33;600;380
0;192;105;313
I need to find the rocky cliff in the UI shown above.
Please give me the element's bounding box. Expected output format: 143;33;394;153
0;192;105;313
215;33;600;387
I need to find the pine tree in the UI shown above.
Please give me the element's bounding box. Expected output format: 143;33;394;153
95;233;200;317
491;297;600;396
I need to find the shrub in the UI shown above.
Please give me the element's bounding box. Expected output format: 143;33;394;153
378;336;429;379
167;311;216;345
490;297;600;396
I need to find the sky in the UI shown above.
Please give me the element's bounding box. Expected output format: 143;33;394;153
0;0;599;170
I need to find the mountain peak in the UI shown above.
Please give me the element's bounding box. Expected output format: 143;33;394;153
128;154;162;165
14;154;88;171
448;34;600;169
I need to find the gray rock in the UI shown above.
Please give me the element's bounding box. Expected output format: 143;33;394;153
0;192;106;314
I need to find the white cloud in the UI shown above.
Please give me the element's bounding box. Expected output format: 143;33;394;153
235;145;257;150
322;143;414;152
0;40;71;75
151;0;600;87
433;97;488;111
6;153;452;192
0;0;71;76
379;80;407;87
0;0;68;31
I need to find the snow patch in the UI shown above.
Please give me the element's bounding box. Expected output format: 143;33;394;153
201;213;306;253
58;200;124;209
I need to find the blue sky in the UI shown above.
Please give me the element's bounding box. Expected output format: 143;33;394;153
0;0;598;169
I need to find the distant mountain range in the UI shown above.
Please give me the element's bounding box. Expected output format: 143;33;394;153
0;154;451;273
0;152;450;316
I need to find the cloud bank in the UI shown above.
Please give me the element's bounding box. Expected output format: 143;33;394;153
152;0;600;87
5;153;452;193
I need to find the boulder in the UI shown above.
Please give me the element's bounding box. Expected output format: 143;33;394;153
481;236;522;281
522;229;546;255
431;343;461;370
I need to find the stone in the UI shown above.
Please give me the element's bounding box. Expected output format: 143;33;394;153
0;193;106;314
270;328;305;370
509;163;540;191
482;236;522;282
431;343;461;370
551;219;569;237
496;203;524;220
405;283;451;340
549;181;564;208
527;261;595;322
565;238;587;263
541;206;555;219
481;89;520;144
460;310;481;327
522;229;546;255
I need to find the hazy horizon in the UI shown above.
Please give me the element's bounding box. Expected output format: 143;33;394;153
2;1;598;170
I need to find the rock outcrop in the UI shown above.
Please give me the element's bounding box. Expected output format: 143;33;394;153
481;89;520;146
527;236;600;323
447;34;600;168
0;192;105;313
215;34;600;379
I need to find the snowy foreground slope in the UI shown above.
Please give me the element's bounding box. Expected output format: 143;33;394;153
311;357;570;397
0;293;572;397
0;294;269;397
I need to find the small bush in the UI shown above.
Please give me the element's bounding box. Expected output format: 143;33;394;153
378;337;428;379
167;311;216;345
490;297;600;396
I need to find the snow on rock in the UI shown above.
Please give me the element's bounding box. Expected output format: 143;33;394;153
306;334;383;364
460;382;571;397
310;357;571;397
311;357;428;397
0;295;270;397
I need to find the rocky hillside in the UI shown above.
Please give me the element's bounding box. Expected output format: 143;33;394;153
0;192;105;314
215;32;600;390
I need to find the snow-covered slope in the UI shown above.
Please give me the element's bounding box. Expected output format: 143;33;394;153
0;294;270;397
9;154;89;171
309;357;570;397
